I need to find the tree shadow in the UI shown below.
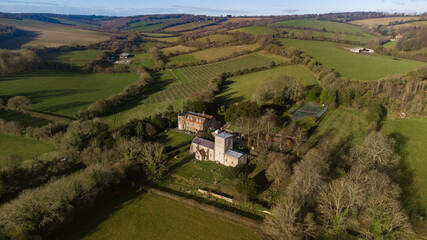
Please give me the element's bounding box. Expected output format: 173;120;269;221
0;30;39;50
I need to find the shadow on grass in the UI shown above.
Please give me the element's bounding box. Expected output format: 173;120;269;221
0;30;39;50
387;131;426;218
215;79;245;106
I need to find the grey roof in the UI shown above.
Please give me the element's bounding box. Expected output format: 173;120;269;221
215;132;233;139
192;137;215;149
225;150;246;159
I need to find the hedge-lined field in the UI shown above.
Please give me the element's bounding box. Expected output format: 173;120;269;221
229;26;274;35
164;21;215;32
0;70;137;118
274;19;368;35
217;65;318;104
0;133;56;161
280;39;426;80
57;193;260;240
43;50;104;67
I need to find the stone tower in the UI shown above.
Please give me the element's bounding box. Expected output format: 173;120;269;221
214;132;233;164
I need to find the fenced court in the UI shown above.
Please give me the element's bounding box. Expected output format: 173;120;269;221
291;103;328;119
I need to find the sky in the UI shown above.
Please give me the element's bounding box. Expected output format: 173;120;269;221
0;0;426;16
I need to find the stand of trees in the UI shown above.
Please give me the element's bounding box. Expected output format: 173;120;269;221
0;49;40;76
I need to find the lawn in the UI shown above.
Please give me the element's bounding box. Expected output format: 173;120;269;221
308;107;368;147
274;19;368;35
156;131;194;148
167;44;260;65
0;70;138;118
382;115;427;217
0;110;53;127
164;21;215;32
230;26;274;35
217;65;318;104
279;39;426;80
57;193;260;240
0;18;110;49
43;50;104;67
0;133;56;161
350;16;420;26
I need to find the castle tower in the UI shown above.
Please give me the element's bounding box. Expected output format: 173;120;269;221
214;132;233;164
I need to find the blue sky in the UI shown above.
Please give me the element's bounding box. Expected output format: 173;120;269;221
0;0;425;16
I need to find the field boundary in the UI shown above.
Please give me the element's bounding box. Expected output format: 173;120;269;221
147;187;263;233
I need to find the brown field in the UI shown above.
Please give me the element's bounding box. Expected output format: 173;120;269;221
162;45;197;55
0;18;110;48
350;16;420;27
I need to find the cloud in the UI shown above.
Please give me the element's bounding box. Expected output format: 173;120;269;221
0;0;65;6
171;5;252;14
391;1;405;5
281;9;300;13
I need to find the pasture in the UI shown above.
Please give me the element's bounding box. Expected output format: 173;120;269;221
274;19;367;35
382;115;427;217
308;107;368;147
43;50;104;67
51;17;102;29
229;26;274;35
0;70;137;118
162;45;197;55
0;133;56;161
164;21;215;32
349;16;420;26
129;53;157;69
124;18;181;32
217;65;317;104
57;193;260;240
167;44;260;65
196;34;232;43
0;18;110;48
280;39;426;80
145;36;180;42
0;110;52;127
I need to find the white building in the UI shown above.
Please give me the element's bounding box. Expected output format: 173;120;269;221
349;47;374;53
190;132;247;167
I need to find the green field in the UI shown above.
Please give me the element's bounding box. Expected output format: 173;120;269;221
230;26;274;35
164;21;215;32
124;18;181;32
0;133;56;161
167;44;260;65
350;17;421;27
274;19;369;35
217;65;317;104
146;36;180;42
281;27;375;43
43;50;104;67
162;45;196;55
58;193;260;240
280;39;426;80
0;18;110;48
51;17;102;29
0;110;53;127
309;107;368;147
197;34;233;42
0;70;137;118
129;53;157;69
382;116;427;216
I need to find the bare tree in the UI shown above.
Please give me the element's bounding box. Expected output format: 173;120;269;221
140;142;167;181
266;159;291;189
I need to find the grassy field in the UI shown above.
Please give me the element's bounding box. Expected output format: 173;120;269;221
0;70;137;118
146;36;180;42
164;21;215;32
124;18;181;32
350;16;420;26
129;53;157;69
274;19;368;35
229;26;274;35
382;115;427;216
0;18;110;48
57;192;260;240
308;107;368;147
162;45;197;55
196;34;233;43
390;21;427;29
217;65;317;104
51;17;102;29
0;110;53;127
167;44;260;65
280;39;426;80
0;133;56;161
43;50;104;67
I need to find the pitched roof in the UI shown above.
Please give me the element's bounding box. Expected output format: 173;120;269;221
225;150;246;159
215;132;233;139
192;137;215;149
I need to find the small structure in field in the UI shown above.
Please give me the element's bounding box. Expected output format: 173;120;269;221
119;53;130;59
350;47;374;53
190;131;247;167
